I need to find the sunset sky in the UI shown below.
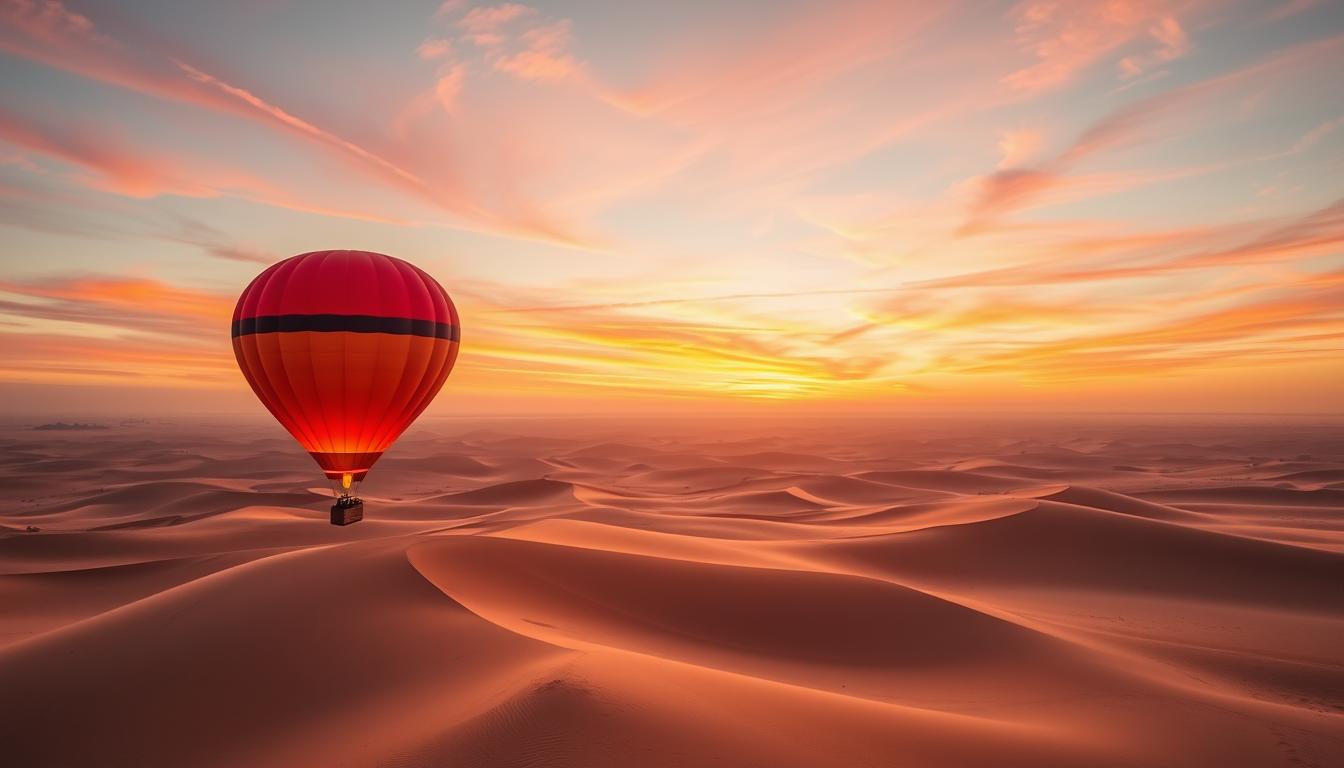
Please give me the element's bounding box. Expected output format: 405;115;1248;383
1;0;1341;416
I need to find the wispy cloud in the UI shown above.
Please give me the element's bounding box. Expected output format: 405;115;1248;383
961;32;1343;233
947;276;1344;382
0;274;233;337
1262;0;1322;23
0;107;417;225
0;0;601;247
0;332;235;385
0;0;425;191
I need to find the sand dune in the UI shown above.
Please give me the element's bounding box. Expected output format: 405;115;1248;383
1;417;1342;766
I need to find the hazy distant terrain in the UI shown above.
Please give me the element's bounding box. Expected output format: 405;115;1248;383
1;417;1342;767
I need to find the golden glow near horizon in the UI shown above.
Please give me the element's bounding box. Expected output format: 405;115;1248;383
0;1;1341;414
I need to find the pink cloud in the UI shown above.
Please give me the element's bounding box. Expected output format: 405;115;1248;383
997;129;1045;169
456;2;537;48
435;0;467;17
1119;16;1190;78
434;63;467;111
1151;16;1188;58
442;4;584;82
417;37;453;61
494;19;581;81
458;3;533;35
1003;1;1193;94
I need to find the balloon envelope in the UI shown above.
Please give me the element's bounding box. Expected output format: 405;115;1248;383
231;250;460;486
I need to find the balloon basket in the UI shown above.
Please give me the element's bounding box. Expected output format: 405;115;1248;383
330;498;364;526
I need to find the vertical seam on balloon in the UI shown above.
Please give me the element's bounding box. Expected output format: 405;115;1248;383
399;266;451;442
267;257;322;453
362;252;392;463
416;338;456;425
367;258;416;459
252;259;322;454
272;262;325;454
351;251;379;462
284;255;331;455
387;258;432;454
338;251;350;458
234;336;289;440
310;251;340;455
384;260;440;451
362;258;411;457
345;251;366;458
368;257;429;456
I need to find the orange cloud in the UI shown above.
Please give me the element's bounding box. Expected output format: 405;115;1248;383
0;275;233;336
0;274;244;387
928;270;1344;382
1177;199;1344;269
0;332;234;386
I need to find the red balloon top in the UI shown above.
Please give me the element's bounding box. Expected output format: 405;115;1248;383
233;250;458;326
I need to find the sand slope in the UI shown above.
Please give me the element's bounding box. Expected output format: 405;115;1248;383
1;417;1342;767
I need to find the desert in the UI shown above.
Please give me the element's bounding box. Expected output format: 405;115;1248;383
2;415;1341;767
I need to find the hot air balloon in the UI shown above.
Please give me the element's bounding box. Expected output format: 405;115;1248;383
231;250;460;525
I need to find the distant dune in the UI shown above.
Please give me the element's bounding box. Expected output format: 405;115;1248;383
1;418;1342;767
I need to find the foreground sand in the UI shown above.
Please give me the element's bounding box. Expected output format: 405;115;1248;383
1;416;1342;767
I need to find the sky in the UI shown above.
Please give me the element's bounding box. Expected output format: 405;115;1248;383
1;0;1341;417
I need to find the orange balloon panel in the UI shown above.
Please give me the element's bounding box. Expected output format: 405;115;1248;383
231;251;460;482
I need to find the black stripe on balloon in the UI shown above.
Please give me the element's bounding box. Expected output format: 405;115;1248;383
232;314;460;340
